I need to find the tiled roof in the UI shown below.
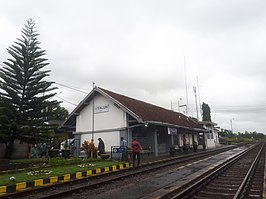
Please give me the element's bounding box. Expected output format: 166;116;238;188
99;87;204;130
60;87;205;131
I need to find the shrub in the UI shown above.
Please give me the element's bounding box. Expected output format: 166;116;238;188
80;139;97;158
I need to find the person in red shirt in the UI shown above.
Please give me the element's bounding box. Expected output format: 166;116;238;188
131;138;143;167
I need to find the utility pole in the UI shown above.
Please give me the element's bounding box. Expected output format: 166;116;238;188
230;118;234;133
92;82;95;140
193;86;199;120
196;76;202;120
178;98;186;114
184;56;189;115
171;101;173;111
178;99;180;112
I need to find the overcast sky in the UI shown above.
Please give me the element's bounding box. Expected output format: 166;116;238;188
1;0;266;134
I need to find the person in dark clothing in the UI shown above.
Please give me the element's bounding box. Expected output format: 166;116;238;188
131;138;143;167
39;143;47;158
98;138;105;156
120;137;128;161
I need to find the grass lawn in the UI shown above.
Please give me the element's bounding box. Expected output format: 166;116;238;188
0;158;123;186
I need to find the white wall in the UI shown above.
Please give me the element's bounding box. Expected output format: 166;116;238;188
206;138;215;148
204;125;216;148
76;94;127;132
81;131;120;153
77;94;129;153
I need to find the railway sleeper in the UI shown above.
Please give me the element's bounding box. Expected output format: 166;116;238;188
246;194;261;198
222;172;247;176
213;179;243;184
251;179;263;183
196;190;235;198
254;171;264;175
192;195;217;199
249;183;263;189
248;190;262;195
204;185;238;192
251;177;263;181
247;188;262;193
209;182;239;188
225;169;247;173
217;176;245;180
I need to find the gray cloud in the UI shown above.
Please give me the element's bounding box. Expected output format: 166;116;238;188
1;0;266;133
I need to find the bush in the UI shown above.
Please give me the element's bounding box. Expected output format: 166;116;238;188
80;139;97;158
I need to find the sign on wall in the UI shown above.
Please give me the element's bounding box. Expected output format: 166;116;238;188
168;127;177;135
94;104;109;114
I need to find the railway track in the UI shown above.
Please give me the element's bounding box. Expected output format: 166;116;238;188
0;145;241;199
161;143;265;199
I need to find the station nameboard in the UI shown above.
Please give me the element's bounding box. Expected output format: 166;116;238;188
94;104;109;114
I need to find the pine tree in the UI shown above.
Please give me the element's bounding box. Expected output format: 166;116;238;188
0;19;59;158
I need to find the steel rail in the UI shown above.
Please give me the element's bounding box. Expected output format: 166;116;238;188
233;143;264;199
37;147;237;199
33;145;251;199
0;144;243;199
160;143;262;199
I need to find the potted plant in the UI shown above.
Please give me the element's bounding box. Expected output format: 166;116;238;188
182;144;189;153
61;140;71;159
169;145;176;157
100;153;110;159
80;139;97;158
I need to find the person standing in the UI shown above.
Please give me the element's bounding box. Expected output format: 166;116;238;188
131;138;143;167
120;137;128;161
40;143;47;158
97;138;105;156
32;144;39;158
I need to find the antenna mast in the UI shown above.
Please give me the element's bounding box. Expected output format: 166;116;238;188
193;86;199;120
196;76;202;120
184;56;189;115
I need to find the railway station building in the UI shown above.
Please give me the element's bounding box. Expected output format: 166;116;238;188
60;87;211;157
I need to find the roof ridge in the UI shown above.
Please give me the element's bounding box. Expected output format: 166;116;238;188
98;87;187;116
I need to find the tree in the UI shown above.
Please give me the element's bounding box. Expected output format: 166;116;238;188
47;105;69;121
0;19;59;158
202;102;211;122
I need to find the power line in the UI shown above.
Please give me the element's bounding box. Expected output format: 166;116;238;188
54;82;89;94
46;90;78;106
55;95;77;106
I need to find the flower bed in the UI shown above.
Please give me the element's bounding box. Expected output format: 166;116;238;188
27;170;52;175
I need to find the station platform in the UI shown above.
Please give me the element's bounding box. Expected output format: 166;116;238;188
137;149;197;165
138;145;234;165
91;145;248;199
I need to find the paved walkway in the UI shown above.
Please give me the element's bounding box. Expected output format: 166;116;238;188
141;153;169;164
140;150;196;165
140;145;236;165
